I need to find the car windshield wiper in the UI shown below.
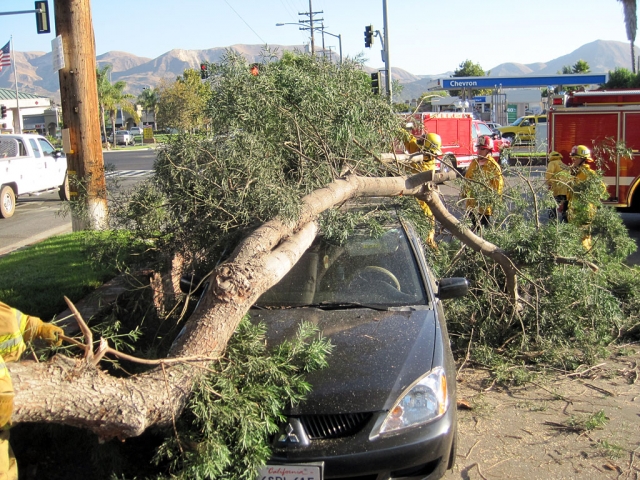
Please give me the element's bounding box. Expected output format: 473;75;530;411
253;302;391;311
298;302;393;311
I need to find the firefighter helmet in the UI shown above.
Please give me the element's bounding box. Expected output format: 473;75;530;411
549;151;563;161
423;132;443;155
476;135;494;150
570;145;591;159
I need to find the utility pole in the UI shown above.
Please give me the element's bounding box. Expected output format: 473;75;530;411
298;0;323;55
54;0;107;230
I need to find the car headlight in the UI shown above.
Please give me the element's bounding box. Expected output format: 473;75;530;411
378;367;449;435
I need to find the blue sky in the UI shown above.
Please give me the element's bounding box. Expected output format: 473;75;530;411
0;0;635;75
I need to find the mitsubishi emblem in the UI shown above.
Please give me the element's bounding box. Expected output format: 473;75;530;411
274;418;310;447
278;423;300;443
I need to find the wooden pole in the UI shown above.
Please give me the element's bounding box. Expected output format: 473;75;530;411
55;0;107;231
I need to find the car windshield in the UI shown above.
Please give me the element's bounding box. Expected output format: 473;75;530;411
511;117;525;126
256;226;428;309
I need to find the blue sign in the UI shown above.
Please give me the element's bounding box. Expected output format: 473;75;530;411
441;74;607;90
472;96;486;102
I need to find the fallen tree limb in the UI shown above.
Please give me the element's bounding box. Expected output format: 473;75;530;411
420;182;521;305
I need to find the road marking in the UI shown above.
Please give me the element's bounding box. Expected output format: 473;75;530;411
105;170;153;178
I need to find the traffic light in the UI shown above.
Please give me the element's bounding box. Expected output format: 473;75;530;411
35;1;51;34
1;106;6;119
371;72;381;95
364;25;374;48
200;63;208;79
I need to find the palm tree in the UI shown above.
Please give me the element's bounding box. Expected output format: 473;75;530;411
617;0;637;73
96;64;139;148
138;87;158;130
96;65;112;148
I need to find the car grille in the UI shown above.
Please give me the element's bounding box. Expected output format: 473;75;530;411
299;412;373;439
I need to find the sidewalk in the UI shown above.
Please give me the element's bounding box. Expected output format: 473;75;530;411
0;223;72;257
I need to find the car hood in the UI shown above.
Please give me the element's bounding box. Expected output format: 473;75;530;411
249;307;438;414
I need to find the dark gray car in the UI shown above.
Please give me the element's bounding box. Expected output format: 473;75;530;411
251;198;468;480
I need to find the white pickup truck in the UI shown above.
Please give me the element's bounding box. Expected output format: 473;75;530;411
0;134;68;218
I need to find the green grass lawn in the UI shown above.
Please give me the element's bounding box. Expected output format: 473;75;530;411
0;231;131;321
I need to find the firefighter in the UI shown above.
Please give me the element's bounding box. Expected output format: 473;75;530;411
567;145;606;250
0;301;64;480
407;132;442;249
463;135;504;230
402;122;422;154
545;150;570;222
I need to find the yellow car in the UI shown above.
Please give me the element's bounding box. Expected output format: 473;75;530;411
498;114;546;144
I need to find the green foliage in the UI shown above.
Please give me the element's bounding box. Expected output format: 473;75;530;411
319;206;392;245
566;409;608;432
604;67;637;88
96;64;139;146
454;59;486;77
156;69;212;132
115;50;399;273
555;60;592;93
597;439;626;459
451;59;490;96
154;318;332;479
420;154;640;380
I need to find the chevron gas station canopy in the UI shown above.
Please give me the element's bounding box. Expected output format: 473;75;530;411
430;74;608;90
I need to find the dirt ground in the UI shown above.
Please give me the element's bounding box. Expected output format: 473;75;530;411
442;347;640;480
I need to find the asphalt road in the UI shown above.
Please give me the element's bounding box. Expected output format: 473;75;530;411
0;149;156;256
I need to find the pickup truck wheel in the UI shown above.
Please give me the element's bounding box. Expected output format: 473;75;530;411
59;174;70;201
0;185;16;218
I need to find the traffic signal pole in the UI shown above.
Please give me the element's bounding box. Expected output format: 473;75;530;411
54;0;108;231
382;0;392;103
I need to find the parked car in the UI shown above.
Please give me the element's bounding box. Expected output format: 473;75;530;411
498;115;546;144
485;122;502;135
129;126;143;135
105;130;135;146
184;198;469;479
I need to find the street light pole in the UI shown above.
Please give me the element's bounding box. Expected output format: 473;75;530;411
318;29;342;65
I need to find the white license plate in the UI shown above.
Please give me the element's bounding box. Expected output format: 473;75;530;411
256;464;322;480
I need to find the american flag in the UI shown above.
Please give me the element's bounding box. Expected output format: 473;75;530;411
0;41;10;72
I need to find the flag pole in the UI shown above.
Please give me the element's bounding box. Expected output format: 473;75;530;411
10;36;22;133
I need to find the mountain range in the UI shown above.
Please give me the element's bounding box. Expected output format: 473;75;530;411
0;39;632;103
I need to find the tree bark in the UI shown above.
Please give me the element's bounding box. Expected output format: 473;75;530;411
420;182;520;304
55;0;108;231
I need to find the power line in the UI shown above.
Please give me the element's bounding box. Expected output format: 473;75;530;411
280;0;297;20
222;0;266;44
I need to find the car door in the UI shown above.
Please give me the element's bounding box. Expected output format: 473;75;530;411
38;137;66;188
26;138;50;192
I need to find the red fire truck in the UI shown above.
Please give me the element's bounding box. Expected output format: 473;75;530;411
548;90;640;209
402;112;508;171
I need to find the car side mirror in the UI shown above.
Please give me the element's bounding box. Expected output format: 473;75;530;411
437;277;469;299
